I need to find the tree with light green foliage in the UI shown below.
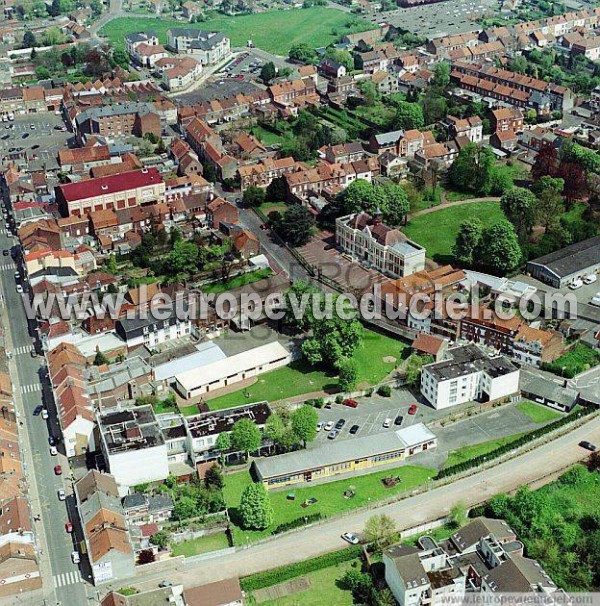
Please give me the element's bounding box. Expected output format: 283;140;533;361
239;483;274;530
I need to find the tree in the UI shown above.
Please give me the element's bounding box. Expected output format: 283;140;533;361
339;179;385;214
204;464;224;490
557;161;588;203
535;178;565;232
266;176;286;202
167;240;199;274
453;218;483;266
270;204;314;247
149;530;169;548
94;351;109;366
43;26;65;45
243;185;266;207
433;60;450;87
478;221;522;275
449;502;468;529
393;101;425;130
260;61;276;84
174;495;196;520
264;413;286;443
337;357;358;391
215;432;231;464
359;80;379;106
302;314;363;368
239;482;274;530
380;182;409;226
448;143;478;192
500;187;537;242
138;138;155;157
22;30;36;49
283;280;320;330
531;143;558;181
231;418;261;458
324;47;353;71
364;514;398;551
137;549;156;564
288;43;317;63
291;405;318;447
405;354;434;387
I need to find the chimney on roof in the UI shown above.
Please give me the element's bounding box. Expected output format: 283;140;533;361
373;207;383;225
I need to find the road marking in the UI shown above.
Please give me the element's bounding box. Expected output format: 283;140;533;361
53;570;81;588
13;345;33;355
0;263;15;271
20;383;41;394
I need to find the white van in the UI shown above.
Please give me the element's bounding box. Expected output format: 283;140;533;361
569;279;583;290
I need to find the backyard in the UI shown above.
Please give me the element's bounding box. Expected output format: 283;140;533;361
99;9;370;54
542;343;600;378
201;268;273;294
402;201;506;263
205;329;405;411
223;464;434;544
516;401;563;424
170;531;230;557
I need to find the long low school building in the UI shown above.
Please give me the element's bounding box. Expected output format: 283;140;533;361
174;341;291;399
252;423;437;489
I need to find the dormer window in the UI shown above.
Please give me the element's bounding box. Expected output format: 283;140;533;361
101;185;108;191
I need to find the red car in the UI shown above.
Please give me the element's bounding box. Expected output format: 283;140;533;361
65;521;73;533
343;399;358;408
54;465;62;475
408;404;418;415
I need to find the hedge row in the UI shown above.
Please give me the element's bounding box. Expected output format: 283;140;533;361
436;406;594;480
272;512;323;535
240;545;362;592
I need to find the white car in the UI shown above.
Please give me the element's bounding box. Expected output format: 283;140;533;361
383;418;392;428
41;409;48;420
50;446;58;456
341;532;359;545
591;293;600;307
324;421;334;432
57;489;66;501
16;284;23;293
569;279;583;290
71;551;80;564
583;274;598;285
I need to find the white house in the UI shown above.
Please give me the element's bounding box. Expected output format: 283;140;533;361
420;344;519;410
114;307;192;349
166;29;231;65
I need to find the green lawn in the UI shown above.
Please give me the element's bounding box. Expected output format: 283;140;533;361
516;401;563;424
256;561;356;605
443;189;476;202
99;9;370;54
202;268;273;295
252;126;286;146
546;343;600;378
258;201;288;216
223;464;434;544
403;201;506;262
170;531;230;557
444;433;525;468
206;329;405;410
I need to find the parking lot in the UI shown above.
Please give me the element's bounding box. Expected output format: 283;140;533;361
218;51;265;78
0;113;71;170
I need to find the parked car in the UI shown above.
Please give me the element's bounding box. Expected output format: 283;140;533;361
408;404;418;415
328;429;339;440
2;249;8;256
569;279;584;290
158;581;173;588
579;441;597;451
65;521;73;533
335;419;346;430
54;465;62;475
349;424;360;435
57;489;66;501
584;274;598;284
343;399;358;408
15;284;23;293
394;415;404;426
33;405;43;416
71;550;80;564
49;446;58;456
316;422;323;431
383;418;392;428
341;532;359;545
324;421;334;431
41;409;48;420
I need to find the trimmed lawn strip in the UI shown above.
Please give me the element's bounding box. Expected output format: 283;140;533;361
444;433;526;468
99;9;371;54
516;401;563;424
170;531;230;557
206;329;405;410
201;268;273;294
223;464;434;545
403;201;505;262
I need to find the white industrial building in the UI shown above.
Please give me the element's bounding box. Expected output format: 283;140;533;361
174;341;291;399
420;345;519;410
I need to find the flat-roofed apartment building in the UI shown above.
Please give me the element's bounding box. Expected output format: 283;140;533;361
253;423;437;488
55;168;165;217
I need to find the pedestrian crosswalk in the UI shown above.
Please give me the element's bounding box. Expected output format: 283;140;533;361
20;383;41;394
13;345;33;355
0;263;15;271
53;570;81;588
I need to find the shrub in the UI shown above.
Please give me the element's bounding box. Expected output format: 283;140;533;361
335;395;344;404
377;385;392;397
240;546;362;591
272;513;323;534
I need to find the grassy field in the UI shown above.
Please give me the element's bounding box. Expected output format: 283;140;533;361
547;343;600;377
256;561;356;605
516;401;563;424
251;126;287;146
444;433;525;468
202;268;273;294
170;531;230;557
403;201;506;263
206;329;405;410
223;464;434;544
99;9;370;54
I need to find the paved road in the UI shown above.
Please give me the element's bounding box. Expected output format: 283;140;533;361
121;412;600;590
0;226;86;606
